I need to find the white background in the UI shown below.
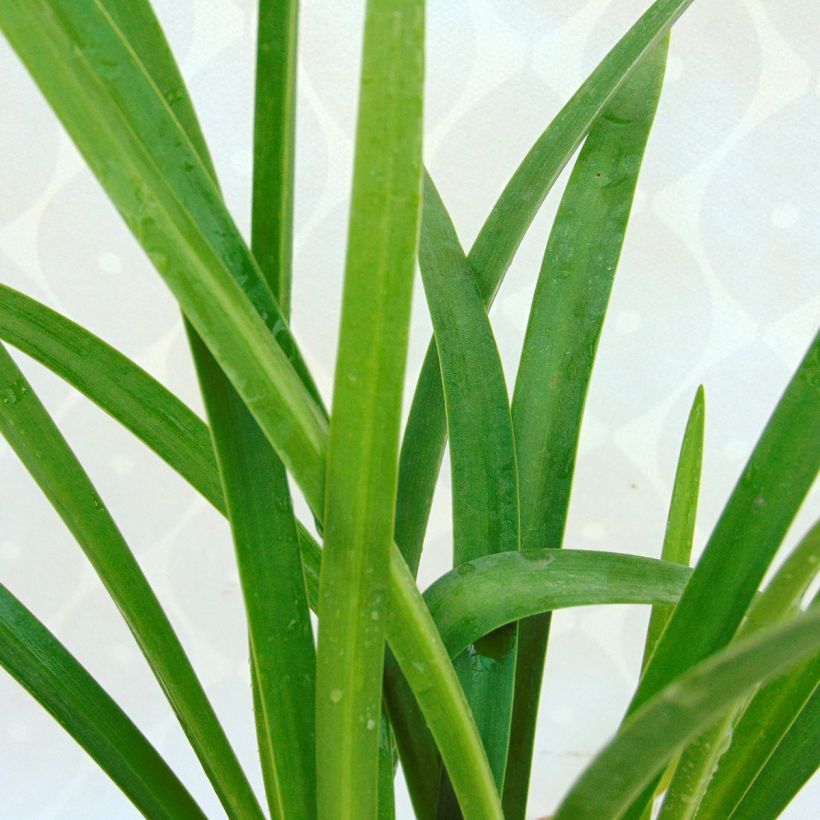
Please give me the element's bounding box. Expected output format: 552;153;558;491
1;0;818;817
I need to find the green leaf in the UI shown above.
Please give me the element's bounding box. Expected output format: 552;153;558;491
0;284;223;512
425;550;690;658
697;650;819;819
633;331;820;704
621;331;820;816
252;0;298;315
0;283;500;820
395;0;698;578
386;552;504;820
384;549;690;818
6;6;514;810
0;0;329;509
99;5;319;812
553;608;820;820
315;2;424;817
419;172;520;801
0;581;205;820
193;343;317;820
504;40;670;818
643;385;704;672
729;684;820;819
635;386;704;815
0;343;262;818
662;524;820;820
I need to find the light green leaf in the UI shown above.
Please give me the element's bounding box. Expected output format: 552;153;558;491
315;2;425;817
663;524;820;820
384;549;690;817
0;284;223;512
0;282;501;820
252;0;298;315
643;385;704;671
99;5;319;812
697;650;819;819
0;582;205;820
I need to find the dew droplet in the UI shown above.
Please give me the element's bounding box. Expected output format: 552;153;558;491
329;688;343;704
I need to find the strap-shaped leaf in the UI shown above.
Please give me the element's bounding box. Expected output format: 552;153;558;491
384;549;690;817
664;525;820;819
695;651;819;819
0;0;329;508
0;282;500;820
395;0;697;578
419;172;519;801
621;331;820;817
554;609;820;820
425;550;690;658
0;582;205;820
0;343;262;817
315;2;425;817
252;0;298;315
634;387;704;815
0;284;223;511
642;386;704;671
504;41;669;818
729;685;820;819
97;5;319;813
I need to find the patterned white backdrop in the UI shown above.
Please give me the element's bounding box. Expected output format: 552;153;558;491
0;1;818;817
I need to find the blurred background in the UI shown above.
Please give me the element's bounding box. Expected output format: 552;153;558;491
0;0;818;816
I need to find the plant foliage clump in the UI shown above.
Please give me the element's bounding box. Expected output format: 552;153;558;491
0;1;817;818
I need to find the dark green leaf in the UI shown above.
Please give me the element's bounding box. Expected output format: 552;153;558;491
729;685;820;820
395;0;698;578
505;40;670;818
621;331;820;816
0;343;262;817
419;172;519;799
0;582;205;820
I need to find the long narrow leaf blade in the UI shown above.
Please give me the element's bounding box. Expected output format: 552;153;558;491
0;0;329;509
425;550;691;659
0;282;501;817
729;685;820;820
385;549;689;816
0;284;223;511
504;41;670;818
696;651;819;819
95;6;319;811
315;2;425;817
642;385;704;671
633;331;820;707
663;525;820;819
628;332;820;718
0;582;205;820
0;343;262;817
252;0;298;314
622;332;820;818
386;551;504;820
553;609;820;820
419;173;519;798
395;0;697;577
